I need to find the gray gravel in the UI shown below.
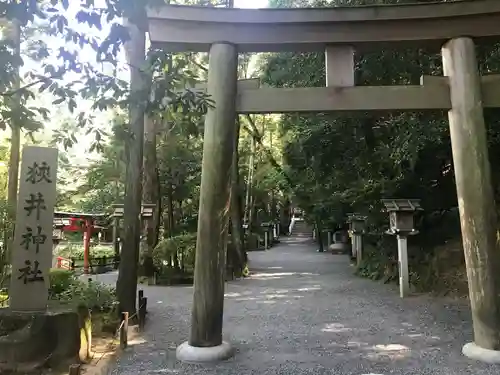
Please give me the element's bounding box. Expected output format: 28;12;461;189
108;237;498;375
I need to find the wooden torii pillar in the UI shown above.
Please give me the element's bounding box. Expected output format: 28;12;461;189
176;43;238;362
442;38;500;360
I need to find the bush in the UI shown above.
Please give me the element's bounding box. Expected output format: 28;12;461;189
355;234;398;283
153;233;197;273
48;269;117;312
55;280;117;312
245;233;260;251
55;243;115;260
49;269;76;296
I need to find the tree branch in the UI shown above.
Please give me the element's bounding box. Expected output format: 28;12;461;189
242;115;294;190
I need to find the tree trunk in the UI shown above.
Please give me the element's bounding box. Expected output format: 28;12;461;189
142;116;160;278
177;200;182;228
244;136;256;231
166;178;175;237
162;213;170;239
281;199;291;235
230;119;246;275
5;19;21;266
116;15;147;323
243;136;254;226
163;121;175;239
316;219;324;252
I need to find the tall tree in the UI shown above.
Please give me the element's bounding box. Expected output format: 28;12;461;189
3;19;21;264
116;10;148;319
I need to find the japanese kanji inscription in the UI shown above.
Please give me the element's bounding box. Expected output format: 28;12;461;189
9;146;58;311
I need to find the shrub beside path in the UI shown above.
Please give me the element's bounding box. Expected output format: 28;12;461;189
107;237;497;375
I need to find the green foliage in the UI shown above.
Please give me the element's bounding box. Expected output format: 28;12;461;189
244;233;260;251
258;0;500;293
0;197;14;284
58;280;117;312
153;233;197;272
46;268;117;312
0;0;211;152
49;268;75;295
51;274;117;312
55;243;115;260
355;244;398;283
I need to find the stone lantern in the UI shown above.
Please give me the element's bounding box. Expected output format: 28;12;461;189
381;199;422;298
260;222;273;249
347;213;367;264
111;203;156;266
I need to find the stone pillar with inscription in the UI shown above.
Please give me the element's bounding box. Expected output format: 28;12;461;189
0;145;84;367
9;146;58;311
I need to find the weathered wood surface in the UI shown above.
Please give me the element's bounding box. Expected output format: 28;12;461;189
147;0;500;52
236;85;452;113
234;77;500;113
325;46;354;87
189;43;238;348
442;37;500;351
230;118;246;275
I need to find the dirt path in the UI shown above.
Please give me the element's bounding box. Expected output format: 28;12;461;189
107;237;496;375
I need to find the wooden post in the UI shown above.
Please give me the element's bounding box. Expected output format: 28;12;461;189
120;312;128;349
327;231;332;248
138;296;146;331
443;37;500;351
397;235;409;298
264;230;269;249
83;219;92;274
325;46;355;87
138;289;144;309
188;43;238;349
69;364;81;375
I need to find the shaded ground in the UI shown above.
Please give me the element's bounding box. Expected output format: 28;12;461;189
108;237;497;375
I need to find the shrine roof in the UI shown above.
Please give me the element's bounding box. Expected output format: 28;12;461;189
54;211;108;219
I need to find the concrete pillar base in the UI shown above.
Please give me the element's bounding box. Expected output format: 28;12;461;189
176;341;233;363
463;342;500;364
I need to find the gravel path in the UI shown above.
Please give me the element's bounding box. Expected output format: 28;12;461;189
109;237;498;375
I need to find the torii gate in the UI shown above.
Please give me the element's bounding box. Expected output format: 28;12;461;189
146;0;500;364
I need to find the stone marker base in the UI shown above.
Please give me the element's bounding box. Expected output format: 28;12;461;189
0;307;88;371
463;342;500;364
176;341;233;363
